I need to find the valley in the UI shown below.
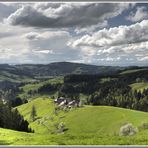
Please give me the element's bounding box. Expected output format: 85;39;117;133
0;62;148;145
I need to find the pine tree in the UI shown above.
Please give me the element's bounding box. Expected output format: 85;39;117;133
30;105;37;122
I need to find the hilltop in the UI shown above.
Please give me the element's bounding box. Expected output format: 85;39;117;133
0;62;125;82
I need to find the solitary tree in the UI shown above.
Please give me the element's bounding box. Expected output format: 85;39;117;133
30;105;37;122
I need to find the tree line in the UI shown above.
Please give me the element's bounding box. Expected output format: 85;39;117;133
58;71;148;112
0;99;33;132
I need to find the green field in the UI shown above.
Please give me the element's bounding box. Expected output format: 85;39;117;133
120;68;148;75
18;77;63;99
0;71;36;83
1;97;148;145
20;77;63;92
130;82;148;92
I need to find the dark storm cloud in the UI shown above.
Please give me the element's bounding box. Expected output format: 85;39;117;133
5;3;131;28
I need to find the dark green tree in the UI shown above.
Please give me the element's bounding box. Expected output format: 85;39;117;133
30;105;37;122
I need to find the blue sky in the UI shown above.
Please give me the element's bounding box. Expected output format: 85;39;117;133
0;2;148;66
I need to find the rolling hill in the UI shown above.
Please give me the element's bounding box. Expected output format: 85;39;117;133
0;62;126;101
0;62;147;85
1;97;147;145
16;97;148;135
1;62;147;101
1;62;147;91
0;62;124;82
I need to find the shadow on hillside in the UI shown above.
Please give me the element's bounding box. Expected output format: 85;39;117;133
0;140;11;145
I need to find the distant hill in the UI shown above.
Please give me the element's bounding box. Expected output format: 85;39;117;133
0;62;147;101
14;62;124;76
1;62;148;81
0;62;121;100
0;62;125;82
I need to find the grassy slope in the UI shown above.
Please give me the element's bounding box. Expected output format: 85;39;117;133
17;96;56;134
19;76;87;101
120;68;147;75
64;106;148;135
1;97;148;145
18;77;63;98
120;68;148;92
0;70;35;83
21;77;63;92
130;82;148;92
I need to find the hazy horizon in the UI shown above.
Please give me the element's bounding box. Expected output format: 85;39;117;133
0;61;147;67
0;2;148;66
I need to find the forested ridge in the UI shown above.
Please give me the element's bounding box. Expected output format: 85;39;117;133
9;67;148;112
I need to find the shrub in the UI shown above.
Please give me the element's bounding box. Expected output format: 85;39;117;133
57;122;68;134
79;100;84;107
138;122;148;130
63;106;69;112
53;122;68;134
119;123;138;136
53;106;60;115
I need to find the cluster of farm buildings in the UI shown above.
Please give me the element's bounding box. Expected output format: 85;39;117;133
54;97;81;109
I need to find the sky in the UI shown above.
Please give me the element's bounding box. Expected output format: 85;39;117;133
0;2;148;66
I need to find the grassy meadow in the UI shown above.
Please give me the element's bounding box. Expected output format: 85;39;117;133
130;82;148;92
1;96;148;145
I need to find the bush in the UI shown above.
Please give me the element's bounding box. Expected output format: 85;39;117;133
79;100;84;107
57;122;68;133
138;122;148;130
53;122;68;134
119;123;138;136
